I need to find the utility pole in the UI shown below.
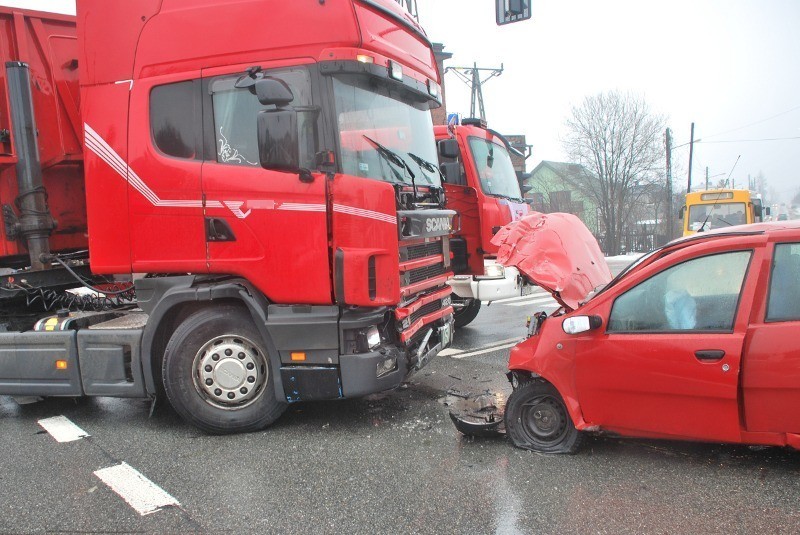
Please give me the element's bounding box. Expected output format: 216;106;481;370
687;122;695;193
705;167;709;190
665;128;673;241
445;63;504;121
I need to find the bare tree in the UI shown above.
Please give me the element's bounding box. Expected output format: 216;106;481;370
563;91;666;255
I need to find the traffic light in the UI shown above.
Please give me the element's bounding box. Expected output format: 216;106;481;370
496;0;531;25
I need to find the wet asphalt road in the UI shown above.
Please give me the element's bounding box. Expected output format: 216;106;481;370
3;257;800;533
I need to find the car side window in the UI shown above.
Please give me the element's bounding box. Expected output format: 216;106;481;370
210;67;316;168
766;243;800;322
150;80;200;159
608;251;752;333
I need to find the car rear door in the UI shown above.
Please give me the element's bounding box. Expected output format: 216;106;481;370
575;243;761;443
741;240;800;433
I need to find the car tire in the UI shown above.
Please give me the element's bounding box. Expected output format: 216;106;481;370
162;305;287;434
505;379;583;454
453;297;481;328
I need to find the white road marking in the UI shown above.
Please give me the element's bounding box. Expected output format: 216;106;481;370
450;340;521;359
506;296;559;307
444;337;523;359
37;416;89;442
94;463;180;516
490;290;550;305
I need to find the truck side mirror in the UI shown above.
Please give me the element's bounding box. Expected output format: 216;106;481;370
520;184;533;194
257;109;300;172
765;207;771;216
440;161;463;185
438;139;460;159
678;206;685;218
254;77;294;106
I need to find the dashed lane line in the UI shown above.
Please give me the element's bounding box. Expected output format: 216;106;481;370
94;462;181;516
37;415;90;442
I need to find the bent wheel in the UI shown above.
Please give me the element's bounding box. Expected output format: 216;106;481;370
504;380;583;453
163;305;287;434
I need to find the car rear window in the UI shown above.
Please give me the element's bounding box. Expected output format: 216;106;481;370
766;243;800;322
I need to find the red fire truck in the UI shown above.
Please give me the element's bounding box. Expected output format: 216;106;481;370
0;0;454;433
435;119;532;326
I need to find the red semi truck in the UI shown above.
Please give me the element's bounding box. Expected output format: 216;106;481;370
0;1;455;433
435;119;532;326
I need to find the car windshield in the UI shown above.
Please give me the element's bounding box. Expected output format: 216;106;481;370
468;137;522;200
332;76;440;186
688;202;747;231
585;248;662;303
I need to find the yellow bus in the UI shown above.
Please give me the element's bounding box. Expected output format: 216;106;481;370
680;189;768;236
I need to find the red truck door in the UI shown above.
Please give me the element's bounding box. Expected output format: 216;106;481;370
575;248;757;442
199;64;331;304
741;241;800;433
127;71;208;273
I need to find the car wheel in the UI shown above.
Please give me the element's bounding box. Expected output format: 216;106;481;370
453;297;481;328
505;380;583;453
162;305;287;434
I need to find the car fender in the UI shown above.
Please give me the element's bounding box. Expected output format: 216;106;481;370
508;324;590;430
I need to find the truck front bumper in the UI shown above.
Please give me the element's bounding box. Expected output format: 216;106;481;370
448;266;529;302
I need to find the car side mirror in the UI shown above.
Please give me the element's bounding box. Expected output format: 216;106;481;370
254;77;294;106
438;138;460;159
562;315;603;334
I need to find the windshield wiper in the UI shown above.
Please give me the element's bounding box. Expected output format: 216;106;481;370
406;152;440;185
363;135;416;187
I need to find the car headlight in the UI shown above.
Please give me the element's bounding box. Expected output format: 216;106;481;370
483;264;505;279
366;326;381;350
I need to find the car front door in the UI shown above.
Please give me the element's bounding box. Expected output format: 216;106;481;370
574;246;759;443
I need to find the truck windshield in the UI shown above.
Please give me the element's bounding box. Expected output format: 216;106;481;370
688;202;747;231
332;76;440;186
468;137;522;200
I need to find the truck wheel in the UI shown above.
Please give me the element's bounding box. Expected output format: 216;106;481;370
453;297;481;328
504;380;583;454
162;305;286;434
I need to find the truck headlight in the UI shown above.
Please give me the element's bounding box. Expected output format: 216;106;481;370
366;326;381;350
483;264;505;279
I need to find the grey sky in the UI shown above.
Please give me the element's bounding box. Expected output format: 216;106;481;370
8;0;800;202
417;0;800;203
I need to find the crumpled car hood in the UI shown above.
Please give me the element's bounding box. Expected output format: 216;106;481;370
490;212;612;311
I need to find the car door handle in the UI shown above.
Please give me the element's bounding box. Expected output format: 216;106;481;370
695;350;725;362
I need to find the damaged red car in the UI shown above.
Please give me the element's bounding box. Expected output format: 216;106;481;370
492;213;800;454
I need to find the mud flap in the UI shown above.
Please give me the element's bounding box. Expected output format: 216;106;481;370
447;391;505;438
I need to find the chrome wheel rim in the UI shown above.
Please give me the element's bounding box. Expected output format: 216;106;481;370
192;335;267;409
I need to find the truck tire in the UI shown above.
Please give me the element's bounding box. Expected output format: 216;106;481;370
453;297;481;328
162;305;287;434
504;379;583;454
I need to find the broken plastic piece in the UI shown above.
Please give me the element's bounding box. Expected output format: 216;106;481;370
448;392;506;438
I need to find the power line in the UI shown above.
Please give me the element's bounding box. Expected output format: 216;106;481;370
702;105;800;140
698;136;800;144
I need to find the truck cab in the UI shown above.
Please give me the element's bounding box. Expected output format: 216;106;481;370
434;119;531;326
0;1;454;434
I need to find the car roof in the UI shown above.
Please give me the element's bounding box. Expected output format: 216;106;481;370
670;221;800;248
